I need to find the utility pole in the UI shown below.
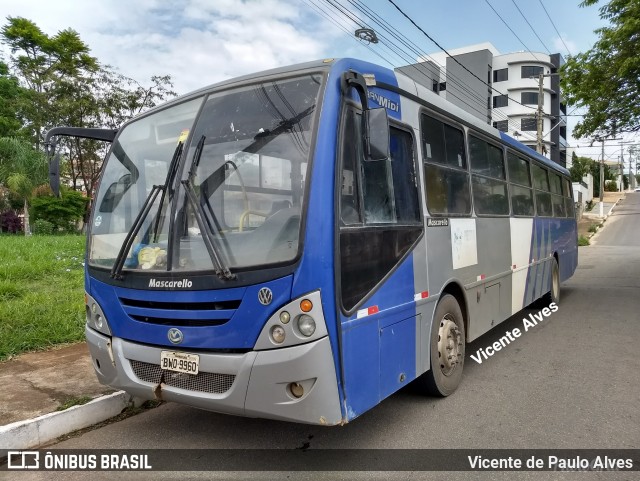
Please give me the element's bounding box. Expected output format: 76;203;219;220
620;143;624;192
533;72;560;156
600;139;605;217
536;72;544;155
592;136;623;216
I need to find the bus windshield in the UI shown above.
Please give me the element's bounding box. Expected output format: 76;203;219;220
89;73;323;274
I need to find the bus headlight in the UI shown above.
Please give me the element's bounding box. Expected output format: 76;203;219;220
85;293;112;336
297;314;316;337
253;290;327;350
270;325;286;344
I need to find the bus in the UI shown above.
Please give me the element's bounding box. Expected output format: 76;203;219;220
46;58;578;425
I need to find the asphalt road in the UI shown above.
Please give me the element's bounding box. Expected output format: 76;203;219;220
5;197;640;481
592;192;640;246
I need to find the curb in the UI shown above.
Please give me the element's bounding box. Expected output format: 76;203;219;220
587;198;621;244
0;391;131;450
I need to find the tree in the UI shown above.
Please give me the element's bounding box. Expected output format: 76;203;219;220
0;60;27;138
561;0;640;138
1;17;176;223
58;68;176;218
0;137;47;235
569;152;594;182
570;154;614;195
0;17;98;149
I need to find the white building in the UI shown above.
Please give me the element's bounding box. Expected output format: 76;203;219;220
398;43;569;167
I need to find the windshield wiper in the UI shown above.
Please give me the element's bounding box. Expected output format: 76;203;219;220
181;135;236;281
110;141;184;280
182;178;236;281
151;141;184;243
245;104;315;154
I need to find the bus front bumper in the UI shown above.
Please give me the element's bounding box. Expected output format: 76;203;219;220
85;326;344;425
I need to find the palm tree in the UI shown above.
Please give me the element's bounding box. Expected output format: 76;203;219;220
0;137;47;235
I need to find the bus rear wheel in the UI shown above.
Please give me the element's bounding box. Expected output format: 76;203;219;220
419;294;465;397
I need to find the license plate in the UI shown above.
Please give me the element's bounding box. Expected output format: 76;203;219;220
160;351;199;375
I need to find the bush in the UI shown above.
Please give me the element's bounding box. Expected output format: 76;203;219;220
604;180;618;192
588;224;598;233
585;200;594;211
31;188;88;232
32;218;54;235
0;210;22;233
578;235;590;246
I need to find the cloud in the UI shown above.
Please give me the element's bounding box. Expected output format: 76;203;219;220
0;0;330;94
552;34;578;56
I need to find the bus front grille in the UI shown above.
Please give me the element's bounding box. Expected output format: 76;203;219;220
129;360;235;394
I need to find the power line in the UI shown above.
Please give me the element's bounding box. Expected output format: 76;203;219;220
538;0;572;57
345;0;512;123
302;0;394;69
483;0;541;61
510;0;551;54
304;0;533;136
385;0;538;112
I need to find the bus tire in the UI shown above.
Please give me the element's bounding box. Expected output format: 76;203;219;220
541;257;560;306
420;294;465;397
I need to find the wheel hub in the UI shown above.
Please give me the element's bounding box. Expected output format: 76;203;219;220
437;315;463;376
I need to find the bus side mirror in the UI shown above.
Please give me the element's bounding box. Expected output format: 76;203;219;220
364;107;390;161
48;150;61;197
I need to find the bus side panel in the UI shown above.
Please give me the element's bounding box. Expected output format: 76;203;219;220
411;236;433;377
340;255;418;421
526;217;548;303
510;218;535;314
469;218;513;339
554;219;578;282
525;216;578;307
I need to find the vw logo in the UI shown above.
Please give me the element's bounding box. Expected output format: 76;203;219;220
258;287;273;306
167;328;184;344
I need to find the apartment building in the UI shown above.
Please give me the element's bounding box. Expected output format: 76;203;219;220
397;43;568;167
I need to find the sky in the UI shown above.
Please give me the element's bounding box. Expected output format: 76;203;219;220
0;0;631;163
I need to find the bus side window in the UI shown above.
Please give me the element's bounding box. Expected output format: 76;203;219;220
389;128;420;223
469;135;509;216
338;111;422;311
532;164;552;217
339;109;362;225
421;113;470;215
507;152;535;216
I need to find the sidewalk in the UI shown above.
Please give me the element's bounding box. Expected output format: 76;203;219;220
578;193;624;239
0;342;132;449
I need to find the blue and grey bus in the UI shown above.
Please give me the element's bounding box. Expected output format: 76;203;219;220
46;58;578;425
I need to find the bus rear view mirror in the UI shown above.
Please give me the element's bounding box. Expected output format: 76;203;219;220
365;107;390;161
49;151;61;197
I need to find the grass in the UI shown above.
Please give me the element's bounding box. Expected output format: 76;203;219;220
588;223;599;233
578;235;590;246
0;234;86;361
56;395;92;411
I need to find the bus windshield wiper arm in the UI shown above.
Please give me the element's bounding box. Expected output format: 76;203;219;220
182;178;236;281
110;141;184;280
245;105;315;154
152;141;184;242
110;184;163;280
182;135;236;281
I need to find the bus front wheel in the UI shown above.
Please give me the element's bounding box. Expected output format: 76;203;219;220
419;294;465;397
